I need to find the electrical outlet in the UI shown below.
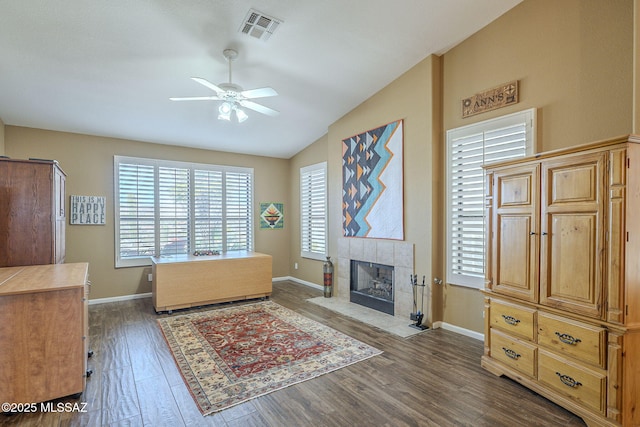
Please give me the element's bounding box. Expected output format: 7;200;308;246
148;273;153;282
294;262;298;269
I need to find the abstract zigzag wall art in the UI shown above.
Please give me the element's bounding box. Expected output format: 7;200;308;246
342;119;404;239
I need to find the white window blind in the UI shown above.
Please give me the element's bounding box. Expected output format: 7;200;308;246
114;156;253;267
193;169;223;252
158;166;190;256
446;109;535;288
300;162;327;260
225;171;253;251
117;162;155;259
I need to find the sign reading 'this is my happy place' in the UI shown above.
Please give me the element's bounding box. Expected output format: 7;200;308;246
70;195;106;225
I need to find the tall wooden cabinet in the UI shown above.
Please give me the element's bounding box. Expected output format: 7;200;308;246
482;135;639;427
0;158;66;267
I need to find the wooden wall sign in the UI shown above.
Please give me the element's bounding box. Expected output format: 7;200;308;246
462;80;518;118
70;195;106;225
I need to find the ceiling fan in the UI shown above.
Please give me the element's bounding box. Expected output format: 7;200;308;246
170;48;279;122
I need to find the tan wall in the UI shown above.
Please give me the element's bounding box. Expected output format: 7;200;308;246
326;56;443;323
444;0;633;152
441;0;634;332
5;126;291;300
0;117;4;155
288;134;328;286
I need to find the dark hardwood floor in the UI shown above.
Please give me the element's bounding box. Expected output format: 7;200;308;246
1;281;586;427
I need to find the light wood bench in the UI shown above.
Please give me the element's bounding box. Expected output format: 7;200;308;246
151;251;272;313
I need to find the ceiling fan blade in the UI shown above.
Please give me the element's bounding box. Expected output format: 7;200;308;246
169;96;220;101
239;100;280;116
191;77;224;94
240;87;278;99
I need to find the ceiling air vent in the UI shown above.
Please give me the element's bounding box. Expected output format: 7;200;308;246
239;9;282;41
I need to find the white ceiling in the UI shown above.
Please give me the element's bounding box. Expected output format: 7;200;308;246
0;0;521;159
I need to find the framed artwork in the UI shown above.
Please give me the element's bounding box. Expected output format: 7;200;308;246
70;195;106;225
342;119;404;239
260;202;284;229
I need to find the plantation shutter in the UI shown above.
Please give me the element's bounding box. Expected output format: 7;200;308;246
158;166;190;256
300;162;327;260
449;131;486;285
225;171;253;251
193;169;224;251
117;162;156;261
446;109;534;288
115;156;254;267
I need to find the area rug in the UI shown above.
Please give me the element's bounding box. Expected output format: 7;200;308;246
157;300;382;415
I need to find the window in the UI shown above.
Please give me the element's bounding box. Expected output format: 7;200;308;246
446;109;536;288
114;156;253;267
300;162;327;260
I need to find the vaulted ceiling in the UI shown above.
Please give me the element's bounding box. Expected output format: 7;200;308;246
0;0;522;158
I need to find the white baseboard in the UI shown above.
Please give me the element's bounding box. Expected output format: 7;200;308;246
273;276;323;291
433;321;484;341
89;292;152;305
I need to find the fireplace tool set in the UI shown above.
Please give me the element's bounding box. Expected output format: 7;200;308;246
409;274;429;330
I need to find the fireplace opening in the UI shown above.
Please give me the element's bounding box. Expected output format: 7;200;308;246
350;260;394;315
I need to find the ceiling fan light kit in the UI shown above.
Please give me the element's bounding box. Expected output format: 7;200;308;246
234;106;249;123
218;101;248;123
217;102;232;121
171;48;279;123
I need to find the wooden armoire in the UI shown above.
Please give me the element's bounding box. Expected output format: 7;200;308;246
0;158;66;267
482;135;639;427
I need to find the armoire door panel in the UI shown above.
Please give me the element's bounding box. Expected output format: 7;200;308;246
494;215;537;302
540;153;605;318
498;174;533;207
549;164;598;206
541;215;602;317
490;164;540;302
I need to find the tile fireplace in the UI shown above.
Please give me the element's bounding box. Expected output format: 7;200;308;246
337;238;415;322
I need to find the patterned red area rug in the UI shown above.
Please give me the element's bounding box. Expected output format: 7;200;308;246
157;300;382;415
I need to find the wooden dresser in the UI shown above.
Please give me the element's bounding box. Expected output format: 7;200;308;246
482;135;639;427
0;263;89;405
0;158;66;267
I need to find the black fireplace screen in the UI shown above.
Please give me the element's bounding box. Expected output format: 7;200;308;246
350;260;394;315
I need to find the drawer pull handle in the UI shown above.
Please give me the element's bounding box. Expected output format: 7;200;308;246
502;315;521;326
555;332;582;345
502;347;521;360
555;372;582;388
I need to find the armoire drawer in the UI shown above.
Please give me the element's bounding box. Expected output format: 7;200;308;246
537;312;606;368
490;299;536;341
538;350;606;415
490;328;537;378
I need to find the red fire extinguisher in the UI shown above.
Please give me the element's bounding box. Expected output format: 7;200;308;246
323;256;334;297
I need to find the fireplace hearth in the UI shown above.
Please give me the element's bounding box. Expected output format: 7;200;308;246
350;260;394;315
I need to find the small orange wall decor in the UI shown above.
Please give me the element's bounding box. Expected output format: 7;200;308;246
260;202;284;229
